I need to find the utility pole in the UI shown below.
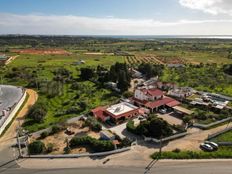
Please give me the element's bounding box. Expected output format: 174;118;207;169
17;119;22;158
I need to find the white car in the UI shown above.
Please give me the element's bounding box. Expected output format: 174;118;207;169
159;109;167;114
200;143;214;152
204;141;219;150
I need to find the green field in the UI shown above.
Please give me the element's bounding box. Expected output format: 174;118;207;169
152;50;232;64
211;130;232;142
0;52;124;132
23;81;119;132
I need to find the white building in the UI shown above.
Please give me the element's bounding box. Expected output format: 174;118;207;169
134;88;164;101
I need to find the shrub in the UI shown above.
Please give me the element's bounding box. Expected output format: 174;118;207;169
172;148;181;153
65;107;81;114
69;136;114;152
119;138;132;148
28;141;45;155
50;125;62;135
64;146;71;154
46;143;54;153
40;131;49;139
126;120;137;134
27;102;47;123
123;91;133;98
85;117;102;132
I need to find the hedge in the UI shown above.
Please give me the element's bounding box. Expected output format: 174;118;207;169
69;136;114;152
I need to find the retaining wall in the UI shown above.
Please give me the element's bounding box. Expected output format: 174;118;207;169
207;127;232;140
23;147;131;159
143;132;188;143
193;117;232;130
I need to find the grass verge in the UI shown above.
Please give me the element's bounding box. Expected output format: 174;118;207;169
151;147;232;159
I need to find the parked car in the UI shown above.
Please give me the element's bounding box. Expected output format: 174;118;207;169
159;109;167;114
204;141;219;150
138;116;144;120
200;143;214;152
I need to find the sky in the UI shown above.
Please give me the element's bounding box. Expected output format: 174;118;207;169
0;0;232;35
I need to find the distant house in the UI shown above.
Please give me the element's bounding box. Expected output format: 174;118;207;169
100;130;115;140
167;64;185;68
142;80;177;91
105;82;120;92
168;87;194;98
134;88;164;101
92;102;139;124
131;69;143;78
0;55;9;65
72;60;85;65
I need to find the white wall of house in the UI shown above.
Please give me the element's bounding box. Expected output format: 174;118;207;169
134;89;162;101
134;89;148;101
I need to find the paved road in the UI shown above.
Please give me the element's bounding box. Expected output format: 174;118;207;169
0;89;37;173
1;161;232;174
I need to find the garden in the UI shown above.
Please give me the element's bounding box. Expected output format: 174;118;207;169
27;118;131;155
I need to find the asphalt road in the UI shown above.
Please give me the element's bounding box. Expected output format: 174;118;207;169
1;161;232;174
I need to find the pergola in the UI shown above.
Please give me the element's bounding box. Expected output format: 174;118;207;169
173;106;193;115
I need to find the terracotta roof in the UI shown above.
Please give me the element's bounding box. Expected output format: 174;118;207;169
145;97;179;109
166;100;180;107
141;88;163;97
91;106;108;121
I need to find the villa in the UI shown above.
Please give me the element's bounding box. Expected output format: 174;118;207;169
92;102;140;124
133;88;180;113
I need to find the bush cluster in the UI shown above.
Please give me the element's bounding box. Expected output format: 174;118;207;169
69;136;114;152
84;117;102;132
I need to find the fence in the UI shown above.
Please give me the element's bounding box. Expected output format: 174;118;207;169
143;132;188;143
193;117;232;130
207;127;232;140
0;88;26;136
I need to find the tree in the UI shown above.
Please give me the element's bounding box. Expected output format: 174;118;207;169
223;64;232;75
138;63;164;79
147;117;173;139
27;102;47;123
127;116;173;139
28;141;45;155
80;67;95;80
117;70;130;92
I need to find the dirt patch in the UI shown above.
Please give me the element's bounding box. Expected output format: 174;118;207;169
11;49;71;55
84;52;114;55
30;121;101;155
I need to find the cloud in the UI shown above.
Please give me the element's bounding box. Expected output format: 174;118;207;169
179;0;232;15
1;13;232;35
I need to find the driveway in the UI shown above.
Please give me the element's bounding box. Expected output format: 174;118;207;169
157;112;183;126
109;118;140;139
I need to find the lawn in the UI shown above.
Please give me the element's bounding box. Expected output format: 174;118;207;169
211;130;232;142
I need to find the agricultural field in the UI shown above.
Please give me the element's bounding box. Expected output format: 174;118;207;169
153;50;232;64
